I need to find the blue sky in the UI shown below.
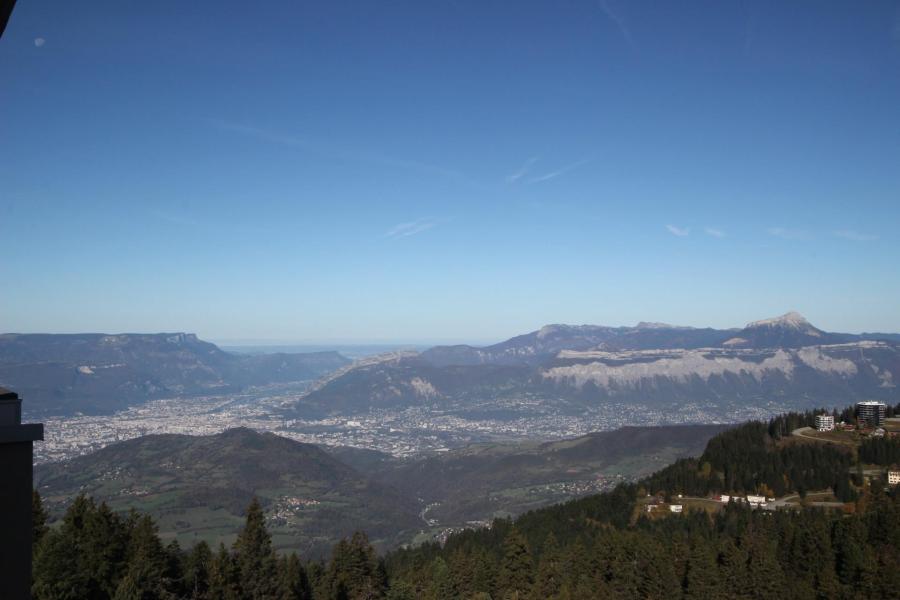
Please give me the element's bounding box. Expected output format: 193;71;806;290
2;0;900;343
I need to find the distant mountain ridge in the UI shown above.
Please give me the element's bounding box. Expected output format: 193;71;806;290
421;312;898;366
0;333;351;416
6;314;900;418
294;312;900;418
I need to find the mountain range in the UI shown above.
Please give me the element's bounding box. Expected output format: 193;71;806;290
5;312;900;419
292;312;900;418
0;333;350;416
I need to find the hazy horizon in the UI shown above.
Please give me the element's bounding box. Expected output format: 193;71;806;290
6;306;900;348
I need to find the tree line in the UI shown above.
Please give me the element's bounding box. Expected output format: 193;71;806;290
31;494;387;599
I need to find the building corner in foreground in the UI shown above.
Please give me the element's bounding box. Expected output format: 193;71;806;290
0;387;44;600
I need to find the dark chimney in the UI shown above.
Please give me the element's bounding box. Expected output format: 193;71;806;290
0;387;43;600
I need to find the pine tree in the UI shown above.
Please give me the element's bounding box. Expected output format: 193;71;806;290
89;501;132;595
717;539;748;598
184;541;212;599
277;553;312;600
165;539;186;597
326;531;387;600
562;538;592;591
424;557;456;600
118;514;173;599
32;529;91;600
447;549;475;598
683;539;723;599
233;497;278;599
743;530;785;600
32;489;48;554
35;494;131;598
207;543;240;600
497;527;533;600
470;546;497;597
112;572;143;600
533;533;563;599
636;537;680;600
385;579;416;600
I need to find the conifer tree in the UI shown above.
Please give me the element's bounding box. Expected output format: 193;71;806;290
32;529;90;600
717;539;748;597
165;539;186;597
683;539;723;599
112;572;143;600
326;531;387;600
233;497;278;599
37;495;131;598
497;527;533;599
32;489;48;553
184;541;212;599
385;579;416;600
277;553;312;600
533;532;563;599
469;545;497;597
118;514;173;599
424;557;455;600
207;543;240;600
447;549;475;598
743;530;785;599
562;538;592;591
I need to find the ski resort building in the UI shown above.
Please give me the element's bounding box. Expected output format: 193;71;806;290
815;414;835;432
857;401;887;427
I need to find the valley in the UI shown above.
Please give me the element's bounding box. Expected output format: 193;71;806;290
34;423;729;557
16;311;900;558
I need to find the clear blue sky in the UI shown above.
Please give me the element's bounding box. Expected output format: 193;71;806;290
2;0;900;343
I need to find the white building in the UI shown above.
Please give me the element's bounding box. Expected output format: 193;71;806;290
889;471;900;486
815;414;835;432
669;504;683;513
746;495;767;507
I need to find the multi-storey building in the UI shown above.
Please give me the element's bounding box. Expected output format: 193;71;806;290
815;414;835;432
857;401;887;427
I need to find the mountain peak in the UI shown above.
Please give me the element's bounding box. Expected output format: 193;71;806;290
745;311;814;330
635;321;676;330
726;311;828;347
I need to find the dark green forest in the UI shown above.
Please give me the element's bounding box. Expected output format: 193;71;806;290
31;409;900;599
859;436;900;466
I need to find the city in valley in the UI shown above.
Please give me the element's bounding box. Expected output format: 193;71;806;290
35;380;789;465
